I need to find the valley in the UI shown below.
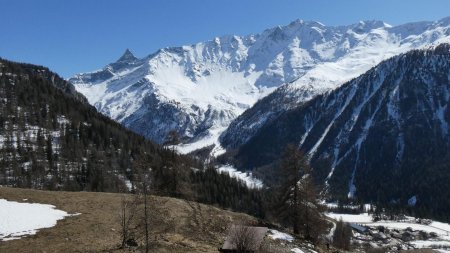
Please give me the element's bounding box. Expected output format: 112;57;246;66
1;3;450;252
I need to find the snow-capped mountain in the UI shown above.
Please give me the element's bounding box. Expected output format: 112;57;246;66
70;17;450;155
221;18;450;149
232;44;450;215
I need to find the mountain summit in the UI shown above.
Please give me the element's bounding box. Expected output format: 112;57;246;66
70;17;450;156
117;49;137;63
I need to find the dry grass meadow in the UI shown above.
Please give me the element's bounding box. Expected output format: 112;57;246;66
0;187;255;253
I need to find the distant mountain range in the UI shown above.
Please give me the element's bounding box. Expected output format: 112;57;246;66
68;17;450;218
0;59;263;216
70;17;450;156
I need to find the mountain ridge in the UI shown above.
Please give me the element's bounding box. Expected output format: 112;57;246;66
230;44;450;219
70;17;450;156
220;17;450;150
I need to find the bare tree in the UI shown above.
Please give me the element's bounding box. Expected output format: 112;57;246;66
228;225;259;252
332;218;352;250
134;155;152;253
118;195;138;248
143;180;150;253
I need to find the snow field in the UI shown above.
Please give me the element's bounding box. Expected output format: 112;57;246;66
217;164;263;189
326;211;450;251
0;199;72;241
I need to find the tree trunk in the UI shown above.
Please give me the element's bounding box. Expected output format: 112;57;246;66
293;182;299;235
144;181;149;253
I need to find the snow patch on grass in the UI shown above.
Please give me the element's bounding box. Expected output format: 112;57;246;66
325;212;373;223
291;248;305;253
268;229;294;242
0;199;70;241
411;240;450;248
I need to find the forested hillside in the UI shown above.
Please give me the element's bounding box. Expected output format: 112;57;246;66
229;44;450;221
0;59;264;217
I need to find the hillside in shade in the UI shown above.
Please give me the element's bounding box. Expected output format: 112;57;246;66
231;44;450;220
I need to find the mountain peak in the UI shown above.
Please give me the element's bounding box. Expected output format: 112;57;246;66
117;49;137;62
354;20;391;30
294;19;325;27
72;16;450;153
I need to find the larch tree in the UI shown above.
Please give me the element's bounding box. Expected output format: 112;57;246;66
275;144;326;242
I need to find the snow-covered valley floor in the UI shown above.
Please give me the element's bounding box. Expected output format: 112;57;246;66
326;212;450;252
0;199;72;241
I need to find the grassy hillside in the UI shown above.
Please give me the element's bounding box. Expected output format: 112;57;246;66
0;188;440;253
0;187;258;253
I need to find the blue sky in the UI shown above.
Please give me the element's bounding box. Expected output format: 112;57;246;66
1;0;449;78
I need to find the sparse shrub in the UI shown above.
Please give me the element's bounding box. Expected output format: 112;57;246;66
227;224;259;252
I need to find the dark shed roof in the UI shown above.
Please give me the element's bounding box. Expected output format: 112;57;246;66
350;223;368;233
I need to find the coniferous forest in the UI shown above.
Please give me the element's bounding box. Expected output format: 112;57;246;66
0;58;265;217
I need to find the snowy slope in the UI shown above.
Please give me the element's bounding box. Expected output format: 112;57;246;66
70;17;450;154
232;44;450;211
0;199;71;241
221;18;450;149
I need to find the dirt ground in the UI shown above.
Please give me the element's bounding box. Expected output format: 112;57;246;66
0;187;256;253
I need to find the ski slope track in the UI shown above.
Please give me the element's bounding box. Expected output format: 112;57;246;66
71;17;450;155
